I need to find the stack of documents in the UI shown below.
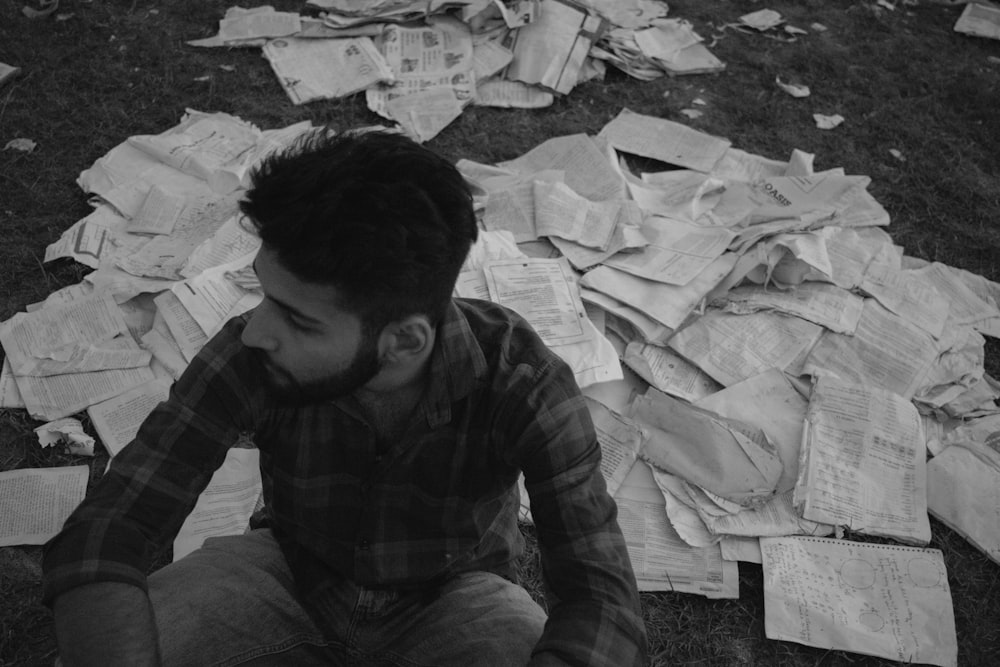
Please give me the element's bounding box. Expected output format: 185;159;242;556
7;105;999;666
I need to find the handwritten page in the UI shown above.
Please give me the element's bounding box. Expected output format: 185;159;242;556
0;466;89;546
795;377;930;544
761;536;957;667
173;447;262;561
614;460;738;598
482;258;591;347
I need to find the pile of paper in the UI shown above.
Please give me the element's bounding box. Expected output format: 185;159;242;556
6;105;1000;665
188;1;724;141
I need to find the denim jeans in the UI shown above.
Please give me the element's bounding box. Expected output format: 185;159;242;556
146;529;547;666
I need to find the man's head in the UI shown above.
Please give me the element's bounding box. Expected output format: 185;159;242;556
239;129;478;403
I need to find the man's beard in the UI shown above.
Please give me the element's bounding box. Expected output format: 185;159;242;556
257;337;383;405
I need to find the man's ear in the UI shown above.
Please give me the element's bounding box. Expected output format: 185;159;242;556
378;314;434;364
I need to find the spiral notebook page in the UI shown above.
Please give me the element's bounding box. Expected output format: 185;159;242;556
761;536;957;667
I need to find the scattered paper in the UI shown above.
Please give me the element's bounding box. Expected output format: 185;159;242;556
33;418;95;457
761;536;957;667
173;447;263;561
813;113;845;130
4;138;36;153
775;76;810;98
0;466;88;546
954;2;1000;39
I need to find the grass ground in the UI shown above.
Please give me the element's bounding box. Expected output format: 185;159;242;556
1;0;999;665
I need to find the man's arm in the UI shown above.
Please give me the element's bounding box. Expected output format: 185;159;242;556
54;582;161;667
503;355;647;666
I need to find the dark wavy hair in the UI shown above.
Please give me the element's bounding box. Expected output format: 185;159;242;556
240;129;478;334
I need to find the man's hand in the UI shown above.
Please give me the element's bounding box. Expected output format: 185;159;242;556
53;581;162;667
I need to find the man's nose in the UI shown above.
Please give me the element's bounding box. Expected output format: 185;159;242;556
241;305;278;352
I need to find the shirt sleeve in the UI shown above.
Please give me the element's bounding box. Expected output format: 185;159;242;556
502;351;648;666
41;318;263;606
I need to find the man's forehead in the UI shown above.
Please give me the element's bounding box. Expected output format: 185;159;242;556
253;248;344;324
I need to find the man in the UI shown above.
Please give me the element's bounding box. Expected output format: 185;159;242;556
43;130;647;666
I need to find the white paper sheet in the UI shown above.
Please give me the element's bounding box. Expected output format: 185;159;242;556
761;536;957;667
0;466;89;546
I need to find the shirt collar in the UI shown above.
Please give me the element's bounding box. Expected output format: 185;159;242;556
422;299;488;427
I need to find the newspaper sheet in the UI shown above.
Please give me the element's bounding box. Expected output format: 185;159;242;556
173;447;263;561
367;16;475;119
631;388;783;507
794;377;931;544
761;536;957;667
602;216;734;286
503;0;605;94
579;253;737;329
598;108;731;173
0;466;88;546
44;205;135;270
262;36;394;105
614;460;738;598
802;299;939;399
668;310;823;387
87;377;173;458
474;77;554;108
482;257;591;346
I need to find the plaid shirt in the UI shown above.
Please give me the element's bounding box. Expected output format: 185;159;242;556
43;298;646;665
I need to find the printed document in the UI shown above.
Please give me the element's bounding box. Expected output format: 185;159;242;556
667;310;823;387
262;36;394;105
482;258;591;346
614;460;738;598
794;377;930;544
603;216;734;286
173;447;262;561
87;377;173;458
0;466;88;546
761;536;957;667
